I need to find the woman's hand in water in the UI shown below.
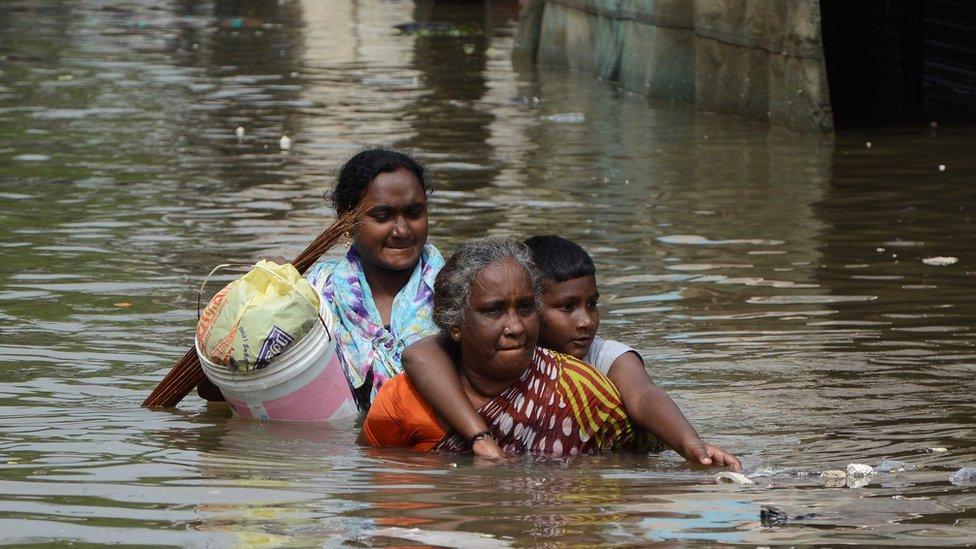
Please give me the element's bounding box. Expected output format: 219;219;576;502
471;435;505;458
681;439;742;472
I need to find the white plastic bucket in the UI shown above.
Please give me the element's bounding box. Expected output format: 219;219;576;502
196;294;358;421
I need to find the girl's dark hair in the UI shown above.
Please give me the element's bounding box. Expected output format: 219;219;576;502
331;148;429;214
524;235;595;282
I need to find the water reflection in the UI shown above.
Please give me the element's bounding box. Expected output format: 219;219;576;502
403;0;498;189
1;0;975;545
813;127;976;356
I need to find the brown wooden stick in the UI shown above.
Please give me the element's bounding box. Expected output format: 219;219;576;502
142;206;364;408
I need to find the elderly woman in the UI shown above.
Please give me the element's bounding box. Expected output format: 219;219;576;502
361;237;661;455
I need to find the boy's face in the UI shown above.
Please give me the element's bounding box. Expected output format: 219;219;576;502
538;275;600;359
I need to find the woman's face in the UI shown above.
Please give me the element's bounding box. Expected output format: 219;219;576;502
353;167;428;275
453;258;540;381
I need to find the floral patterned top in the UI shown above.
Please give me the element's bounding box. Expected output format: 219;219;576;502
306;243;444;410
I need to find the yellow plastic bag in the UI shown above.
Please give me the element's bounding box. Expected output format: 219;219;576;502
197;260;321;372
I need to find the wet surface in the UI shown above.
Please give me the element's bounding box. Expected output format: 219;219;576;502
1;0;975;545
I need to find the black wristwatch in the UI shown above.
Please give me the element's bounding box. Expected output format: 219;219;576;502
469;430;493;443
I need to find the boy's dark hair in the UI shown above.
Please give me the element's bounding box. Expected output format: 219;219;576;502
524;235;595;282
331;148;429;215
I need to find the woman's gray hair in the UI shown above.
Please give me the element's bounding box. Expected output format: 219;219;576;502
433;237;542;331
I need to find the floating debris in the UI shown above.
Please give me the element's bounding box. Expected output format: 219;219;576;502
846;463;874;477
13;154;50;162
544;112;585;123
715;472;754;485
760;507;818;527
949;467;976;486
929;447;949;453
865;141;872;148
279;134;292;150
392;22;478;37
877;460;916;473
938;164;946;172
821;466;875;488
760;507;789;527
369;527;508;548
922;256;957;266
235;126;245;138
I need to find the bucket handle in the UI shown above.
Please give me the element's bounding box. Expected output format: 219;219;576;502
197;262;331;339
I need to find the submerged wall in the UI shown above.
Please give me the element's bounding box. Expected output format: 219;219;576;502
515;0;834;132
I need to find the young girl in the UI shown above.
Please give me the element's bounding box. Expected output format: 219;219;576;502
402;235;741;470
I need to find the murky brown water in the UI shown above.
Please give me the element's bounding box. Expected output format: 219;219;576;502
1;0;975;545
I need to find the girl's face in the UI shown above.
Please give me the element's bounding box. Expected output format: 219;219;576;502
352;167;428;275
537;275;599;359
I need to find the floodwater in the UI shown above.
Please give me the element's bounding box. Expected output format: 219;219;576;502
1;0;975;545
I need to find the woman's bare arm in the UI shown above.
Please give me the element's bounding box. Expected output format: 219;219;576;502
402;334;503;457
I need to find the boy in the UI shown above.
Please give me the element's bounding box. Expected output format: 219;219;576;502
402;236;741;470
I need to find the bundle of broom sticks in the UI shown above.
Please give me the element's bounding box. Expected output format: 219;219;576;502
142;203;366;408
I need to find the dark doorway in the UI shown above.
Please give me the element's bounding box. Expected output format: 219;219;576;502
820;0;976;126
